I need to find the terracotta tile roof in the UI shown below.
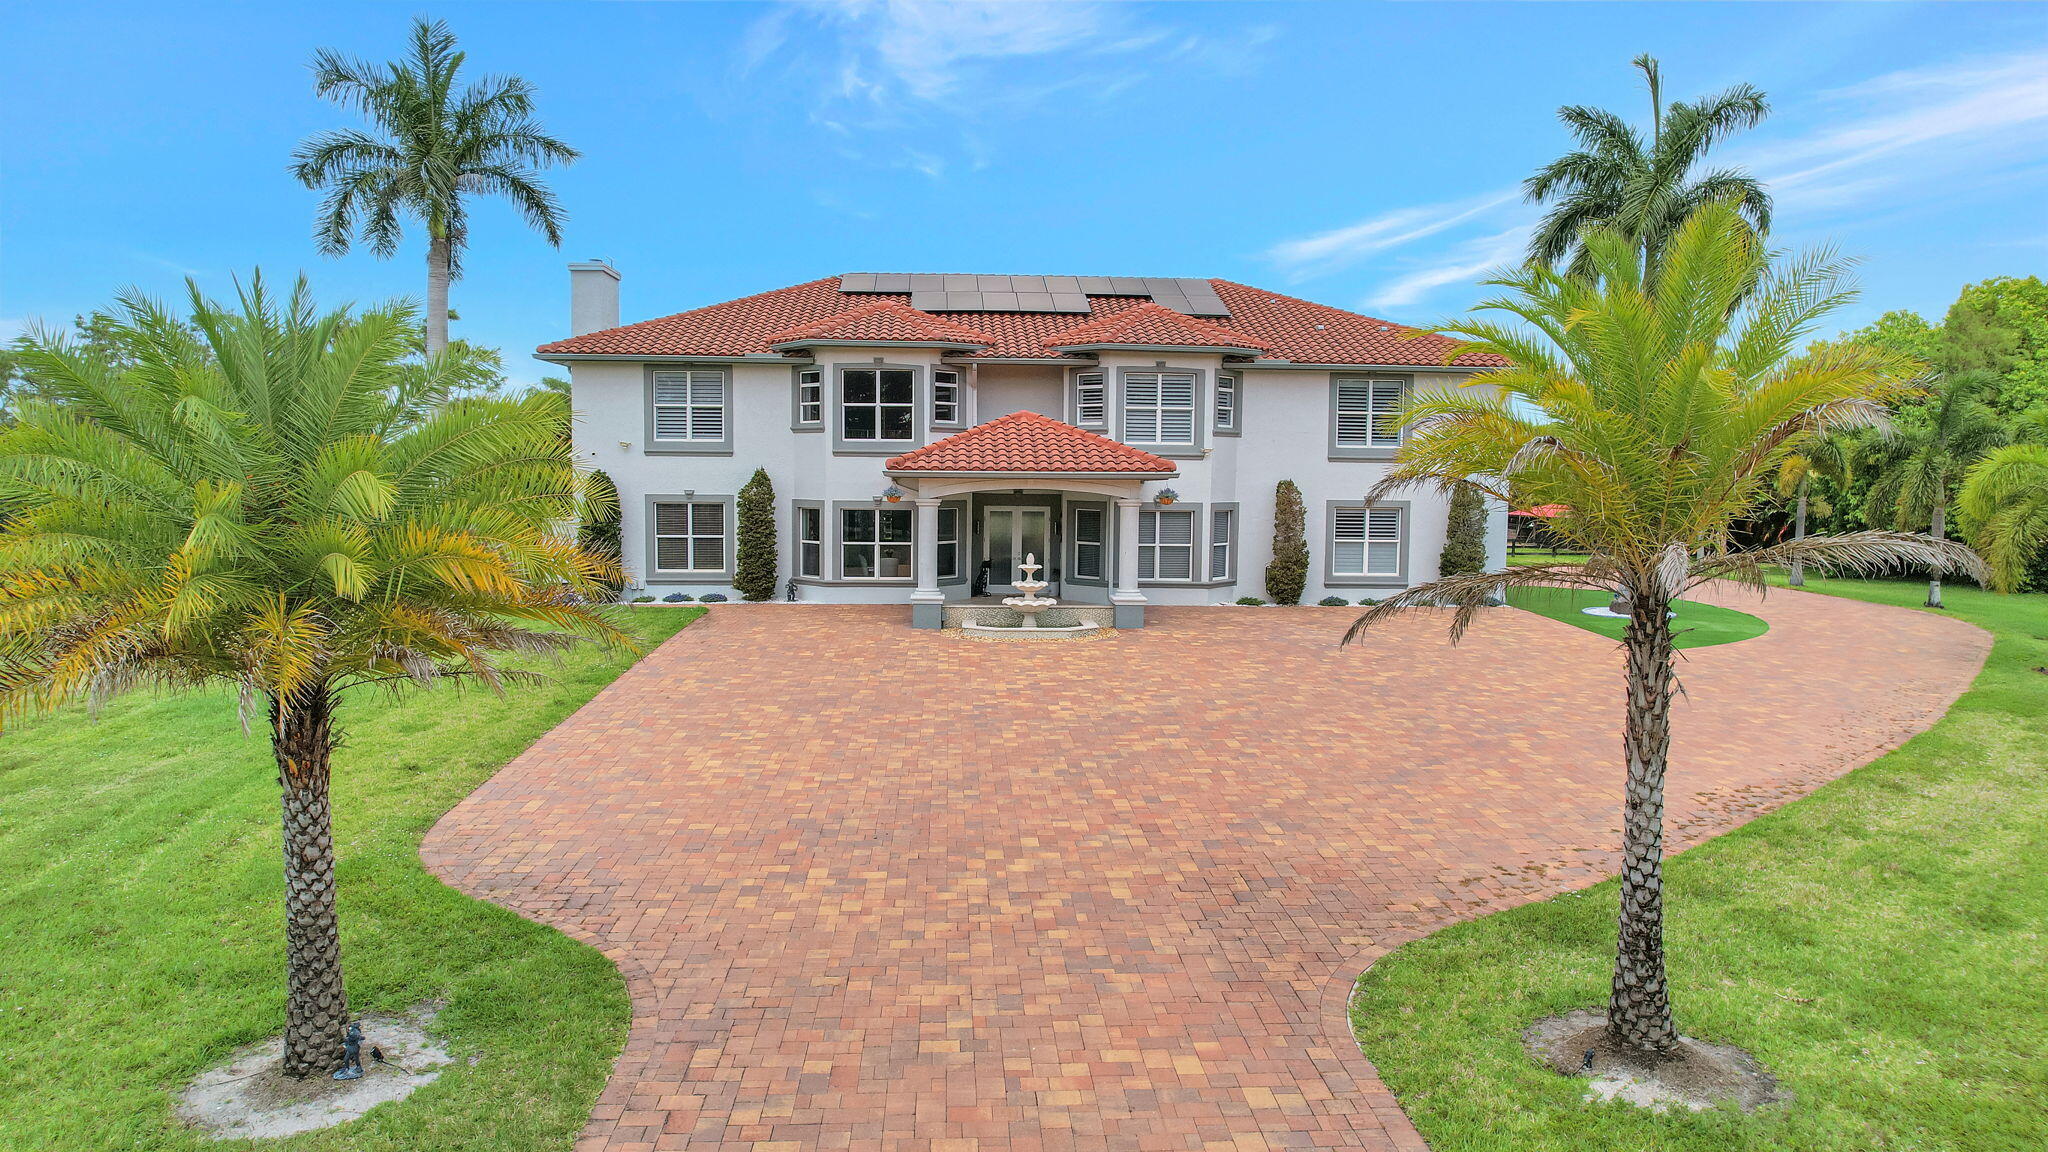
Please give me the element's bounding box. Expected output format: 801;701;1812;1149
885;411;1179;474
537;275;1507;368
1041;301;1272;352
766;300;995;349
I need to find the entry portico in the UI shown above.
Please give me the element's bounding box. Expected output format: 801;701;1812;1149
884;411;1180;629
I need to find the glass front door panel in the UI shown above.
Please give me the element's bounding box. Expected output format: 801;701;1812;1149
985;507;1051;592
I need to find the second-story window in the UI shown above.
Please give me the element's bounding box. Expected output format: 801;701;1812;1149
932;368;962;425
1335;378;1404;449
1074;372;1106;428
1215;373;1240;432
1122;371;1197;446
651;369;726;443
797;368;822;425
842;367;915;442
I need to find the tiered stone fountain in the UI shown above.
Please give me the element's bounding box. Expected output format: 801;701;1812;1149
959;553;1102;638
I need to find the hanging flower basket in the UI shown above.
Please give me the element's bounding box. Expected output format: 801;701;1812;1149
1154;487;1181;506
881;485;906;503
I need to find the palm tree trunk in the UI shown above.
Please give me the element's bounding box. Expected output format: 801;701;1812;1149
271;685;349;1077
1927;498;1946;608
1789;478;1809;587
425;230;452;357
1609;591;1681;1053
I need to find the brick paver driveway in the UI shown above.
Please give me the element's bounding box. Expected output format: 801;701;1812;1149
424;586;1986;1151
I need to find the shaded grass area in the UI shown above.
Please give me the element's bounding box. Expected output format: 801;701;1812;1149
1506;586;1769;650
0;608;701;1151
1351;579;2045;1151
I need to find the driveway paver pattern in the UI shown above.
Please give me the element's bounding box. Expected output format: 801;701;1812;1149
423;586;1987;1151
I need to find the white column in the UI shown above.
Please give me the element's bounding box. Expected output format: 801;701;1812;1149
910;497;944;628
1112;497;1146;627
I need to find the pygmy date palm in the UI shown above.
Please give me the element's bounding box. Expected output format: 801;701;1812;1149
1776;430;1854;587
1347;201;1984;1054
0;275;626;1076
1861;369;2008;607
292;16;578;354
1526;55;1771;278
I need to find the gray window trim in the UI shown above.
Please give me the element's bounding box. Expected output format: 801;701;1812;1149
791;366;824;432
644;492;736;583
938;500;970;584
931;367;967;429
1323;499;1411;586
831;500;916;583
1115;367;1205;459
1065;500;1110;587
1208;501;1240;583
644;365;734;456
792;499;825;579
1214;372;1242;437
1136;500;1203;585
1328;373;1410;461
833;362;925;456
1068;367;1109;430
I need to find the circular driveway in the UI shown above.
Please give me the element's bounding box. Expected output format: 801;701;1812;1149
423;587;1986;1151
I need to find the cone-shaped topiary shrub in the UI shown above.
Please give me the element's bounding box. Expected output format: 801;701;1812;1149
1438;480;1488;578
579;469;626;599
1265;479;1308;605
735;467;778;601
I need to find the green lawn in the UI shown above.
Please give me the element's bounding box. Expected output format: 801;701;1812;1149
1350;579;2046;1151
1506;586;1770;650
0;608;701;1151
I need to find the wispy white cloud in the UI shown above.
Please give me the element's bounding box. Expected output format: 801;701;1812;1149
739;1;1271;178
1738;47;2048;215
1265;189;1519;280
1363;227;1527;312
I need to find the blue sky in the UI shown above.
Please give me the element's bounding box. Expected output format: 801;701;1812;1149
6;1;2046;386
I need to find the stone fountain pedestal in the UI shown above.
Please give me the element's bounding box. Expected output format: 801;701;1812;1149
958;554;1103;639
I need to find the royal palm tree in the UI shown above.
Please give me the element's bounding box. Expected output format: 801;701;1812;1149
0;275;625;1076
292;17;578;355
1526;55;1771;278
1776;430;1855;587
1861;369;2007;607
1347;201;1984;1054
1958;407;2048;593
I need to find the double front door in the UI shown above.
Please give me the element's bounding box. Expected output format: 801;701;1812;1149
983;506;1051;594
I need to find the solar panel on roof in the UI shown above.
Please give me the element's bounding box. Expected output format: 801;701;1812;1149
843;274;1228;317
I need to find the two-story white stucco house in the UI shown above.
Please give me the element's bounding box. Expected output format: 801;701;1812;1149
539;267;1508;627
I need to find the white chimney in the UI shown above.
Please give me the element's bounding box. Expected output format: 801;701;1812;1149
568;259;620;336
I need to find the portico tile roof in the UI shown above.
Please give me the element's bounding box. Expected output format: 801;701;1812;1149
885;411;1178;474
537;275;1507;367
1041;301;1272;352
767;299;995;348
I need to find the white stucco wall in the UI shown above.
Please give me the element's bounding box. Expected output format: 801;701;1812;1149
566;346;1503;606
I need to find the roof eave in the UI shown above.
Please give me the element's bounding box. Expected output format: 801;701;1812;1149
535;351;807;365
1237;359;1502;372
882;468;1180;480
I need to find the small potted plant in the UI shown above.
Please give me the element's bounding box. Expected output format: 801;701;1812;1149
881;485;906;503
1154;487;1180;506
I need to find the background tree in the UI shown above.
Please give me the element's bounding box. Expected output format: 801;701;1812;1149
1347;201;1981;1055
1861;370;2007;607
1265;479;1308;605
1777;431;1854;586
1958;407;2048;593
734;468;778;602
1525;54;1770;277
1436;481;1488;577
0;275;626;1076
292;17;579;354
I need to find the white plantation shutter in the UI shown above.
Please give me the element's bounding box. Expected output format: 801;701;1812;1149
1366;507;1402;574
1369;380;1403;446
1209;507;1233;580
652;370;726;441
1075;372;1106;427
1138;508;1194;580
1331;505;1402;576
653;501;726;572
1215;373;1239;431
1123;371;1196;445
1335;378;1403;448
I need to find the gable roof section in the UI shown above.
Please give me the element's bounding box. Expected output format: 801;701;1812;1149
537;275;1507;368
766;299;995;350
1041;301;1273;353
885;411;1178;475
